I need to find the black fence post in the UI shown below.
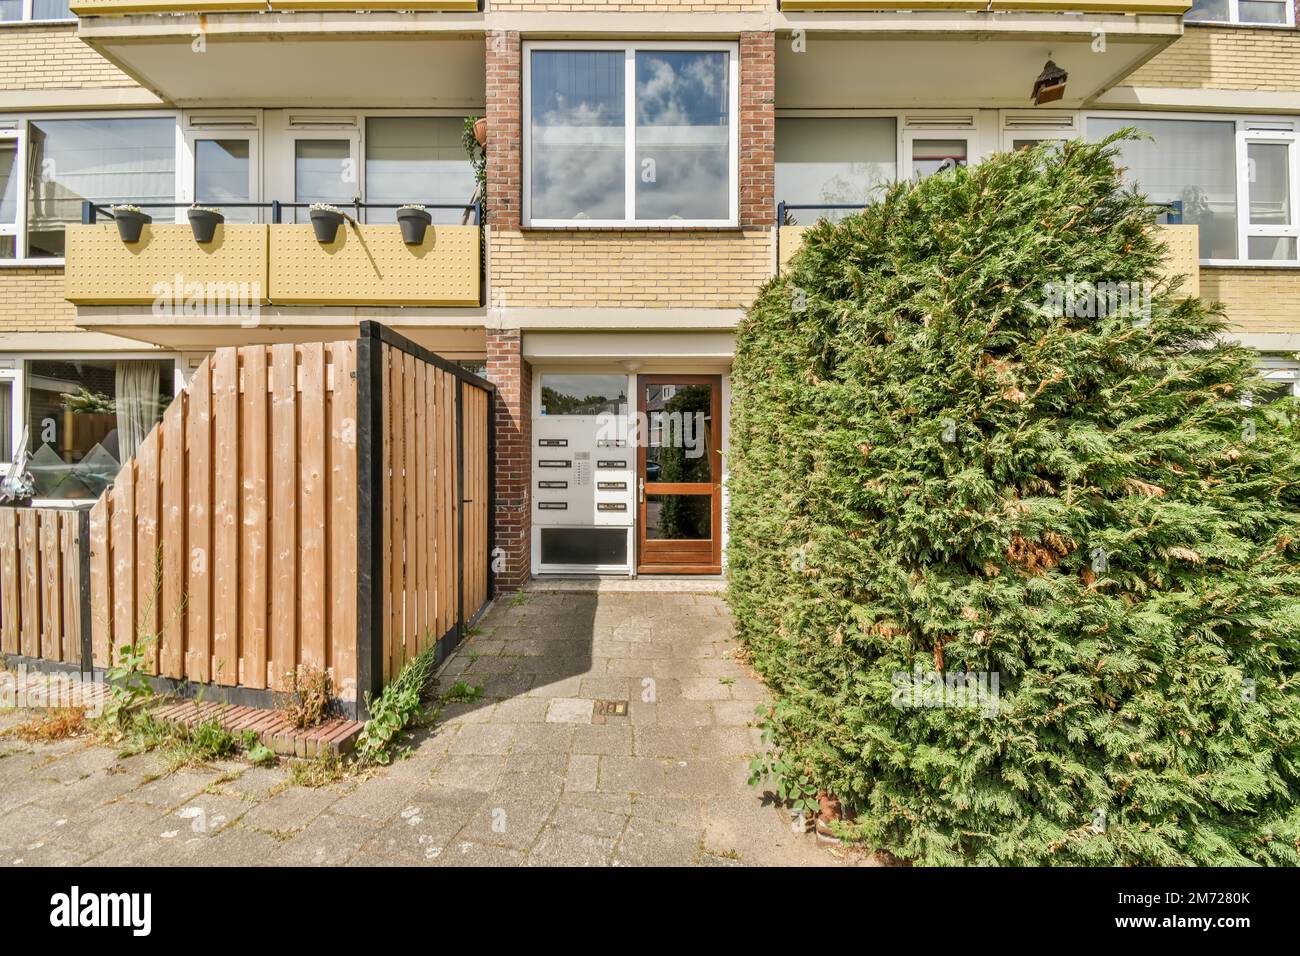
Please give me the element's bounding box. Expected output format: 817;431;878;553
77;509;93;677
354;322;386;721
486;388;497;603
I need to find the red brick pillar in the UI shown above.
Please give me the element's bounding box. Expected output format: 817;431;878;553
486;30;522;231
739;31;775;229
488;329;531;590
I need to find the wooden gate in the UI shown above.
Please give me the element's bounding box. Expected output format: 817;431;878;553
1;323;494;719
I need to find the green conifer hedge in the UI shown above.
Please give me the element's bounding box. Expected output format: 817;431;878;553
727;135;1300;865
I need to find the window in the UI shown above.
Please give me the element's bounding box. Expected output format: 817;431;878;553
775;117;897;223
364;117;475;224
1186;0;1294;25
1241;133;1299;261
26;116;176;258
1255;359;1300;402
194;139;253;223
1088;116;1240;260
0;130;17;259
524;42;738;226
539;374;628;416
24;358;173;501
0;0;73;22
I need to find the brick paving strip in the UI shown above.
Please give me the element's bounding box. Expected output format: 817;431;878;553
0;589;860;867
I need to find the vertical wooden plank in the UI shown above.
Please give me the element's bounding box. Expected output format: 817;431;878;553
136;428;160;673
110;464;135;663
39;510;61;662
0;509;18;655
450;372;460;630
402;351;417;663
186;359;212;683
388;347;405;675
88;497;111;667
19;510;39;658
299;342;327;670
380;346;393;683
271;343;298;691
241;346;269;689
61;513;80;666
329;341;358;697
160;393;187;679
440;370;454;640
212;348;240;686
422;364;436;653
413;359;427;655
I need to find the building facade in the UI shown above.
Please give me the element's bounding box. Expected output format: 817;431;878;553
0;0;1296;587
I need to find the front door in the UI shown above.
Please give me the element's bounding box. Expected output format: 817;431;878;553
636;375;722;574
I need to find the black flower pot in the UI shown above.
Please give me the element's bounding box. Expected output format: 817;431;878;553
114;209;151;243
396;207;432;245
310;208;344;243
188;208;224;243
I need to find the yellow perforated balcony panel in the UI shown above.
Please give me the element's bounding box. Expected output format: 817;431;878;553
64;224;269;306
268;224;480;307
1158;224;1200;299
69;0;477;14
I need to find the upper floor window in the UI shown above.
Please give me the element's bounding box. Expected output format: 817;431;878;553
26;116;176;258
1088;115;1299;265
1186;0;1295;25
0;0;74;22
524;42;738;227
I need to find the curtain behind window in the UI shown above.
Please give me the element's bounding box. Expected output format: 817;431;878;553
115;360;161;461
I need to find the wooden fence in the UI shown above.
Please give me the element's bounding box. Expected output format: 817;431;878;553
2;323;494;718
0;508;88;668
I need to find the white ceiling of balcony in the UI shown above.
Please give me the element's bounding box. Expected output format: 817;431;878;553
776;30;1177;109
79;24;485;107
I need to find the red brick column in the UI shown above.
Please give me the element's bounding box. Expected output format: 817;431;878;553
488;329;531;589
739;31;775;229
486;30;522;231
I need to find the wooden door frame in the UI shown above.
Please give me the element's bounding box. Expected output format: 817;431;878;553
635;374;722;575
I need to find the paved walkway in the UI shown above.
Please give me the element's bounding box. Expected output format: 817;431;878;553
0;589;843;867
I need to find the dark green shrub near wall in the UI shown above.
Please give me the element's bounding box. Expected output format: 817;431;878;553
727;136;1300;866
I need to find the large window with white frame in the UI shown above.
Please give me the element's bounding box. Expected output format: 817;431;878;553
0;0;73;22
1186;0;1295;26
1088;114;1299;266
523;41;739;227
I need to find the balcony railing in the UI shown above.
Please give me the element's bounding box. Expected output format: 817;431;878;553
70;0;479;14
65;201;483;309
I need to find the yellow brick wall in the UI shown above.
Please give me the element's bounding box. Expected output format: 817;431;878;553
0;269;78;333
1125;26;1300;91
0;24;141;91
489;229;773;309
1201;268;1300;334
487;1;767;11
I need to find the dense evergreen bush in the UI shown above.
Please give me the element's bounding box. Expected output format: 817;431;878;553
727;135;1300;865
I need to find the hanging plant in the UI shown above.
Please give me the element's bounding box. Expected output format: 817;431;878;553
111;204;151;243
309;202;345;243
395;203;431;245
187;205;224;243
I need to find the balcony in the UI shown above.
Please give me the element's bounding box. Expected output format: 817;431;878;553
72;3;484;107
776;2;1189;108
65;202;481;323
776;204;1200;296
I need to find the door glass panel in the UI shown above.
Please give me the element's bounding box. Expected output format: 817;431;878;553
1248;236;1298;261
645;494;711;540
0;141;16;225
365;117;474;224
643;382;711;483
539;374;628;416
195;139;253;223
775;116;897;223
1248;142;1292;226
294;139;352;223
1186;0;1229;18
1238;0;1288;23
0;380;12;461
33;0;72;17
911;139;967;179
0;1;20;20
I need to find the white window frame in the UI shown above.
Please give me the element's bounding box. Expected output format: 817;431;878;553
522;39;740;229
181;111;262;224
0;363;25;476
1187;0;1296;27
1084;110;1300;268
1237;129;1300;264
0;127;22;260
1256;357;1300;399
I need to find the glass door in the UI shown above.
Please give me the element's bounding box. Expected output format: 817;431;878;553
185;131;259;223
290;131;359;223
636;375;722;574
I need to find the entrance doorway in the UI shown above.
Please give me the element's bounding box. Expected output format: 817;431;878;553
636;375;722;574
